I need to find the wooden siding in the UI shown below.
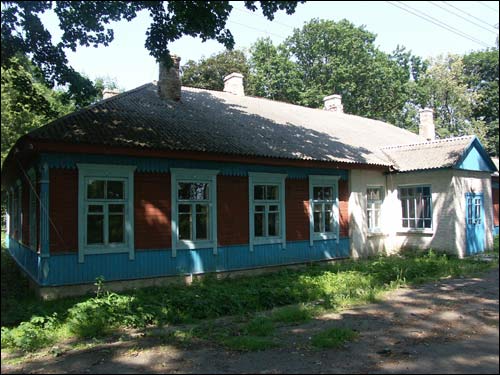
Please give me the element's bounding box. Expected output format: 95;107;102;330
286;179;309;241
134;172;171;249
217;176;249;246
49;169;78;253
22;177;30;245
339;179;349;237
493;187;499;227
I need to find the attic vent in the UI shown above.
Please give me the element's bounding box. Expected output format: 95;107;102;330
223;73;245;96
323;94;343;113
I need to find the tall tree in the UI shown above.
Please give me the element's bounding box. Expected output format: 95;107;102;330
284;19;411;123
463;46;499;156
1;55;76;165
1;1;303;106
247;37;303;103
181;50;250;91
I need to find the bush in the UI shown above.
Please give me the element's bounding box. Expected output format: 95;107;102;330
1;314;59;352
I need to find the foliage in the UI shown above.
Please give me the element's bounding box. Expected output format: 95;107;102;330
1;1;303;105
1;244;497;352
311;327;358;349
181;49;250;91
247;37;303;103
270;304;314;323
1;56;76;165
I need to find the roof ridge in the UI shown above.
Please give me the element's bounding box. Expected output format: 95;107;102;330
381;135;475;150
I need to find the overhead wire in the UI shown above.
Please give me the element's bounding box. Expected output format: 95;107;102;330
476;1;499;12
386;1;491;48
427;1;498;35
442;1;498;30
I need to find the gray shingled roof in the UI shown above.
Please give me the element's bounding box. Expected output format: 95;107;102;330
25;83;480;171
27;84;425;166
381;136;475;172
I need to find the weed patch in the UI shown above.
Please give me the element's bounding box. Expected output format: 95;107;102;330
311;327;358;349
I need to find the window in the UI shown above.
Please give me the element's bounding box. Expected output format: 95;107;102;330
367;187;383;232
171;168;219;257
467;196;482;224
77;164;136;263
11;181;22;241
309;175;340;244
28;169;37;250
399;186;432;229
249;173;286;250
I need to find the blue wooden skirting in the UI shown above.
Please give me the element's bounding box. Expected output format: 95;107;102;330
494;226;499;236
8;237;350;286
8;240;41;282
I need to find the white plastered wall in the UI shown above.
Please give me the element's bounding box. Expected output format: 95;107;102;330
451;170;493;257
349;168;493;258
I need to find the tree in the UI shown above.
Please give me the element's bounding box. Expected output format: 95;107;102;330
1;1;304;106
247;37;303;103
181;50;250;91
1;55;76;165
283;19;411;123
463;46;499;156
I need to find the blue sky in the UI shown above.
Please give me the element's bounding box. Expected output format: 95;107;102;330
39;1;499;90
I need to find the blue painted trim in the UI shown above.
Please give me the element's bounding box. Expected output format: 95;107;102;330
493;226;499;236
456;137;497;173
492;182;499;189
30;239;350;286
39;153;348;180
8;238;41;284
39;163;50;258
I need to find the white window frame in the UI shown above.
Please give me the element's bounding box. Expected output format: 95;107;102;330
367;185;384;234
249;172;287;251
6;189;11;237
27;168;37;250
397;184;433;232
77;164;136;263
309;175;340;245
171;168;219;257
15;180;22;243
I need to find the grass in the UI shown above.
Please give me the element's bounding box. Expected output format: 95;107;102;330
311;327;358;349
1;236;498;353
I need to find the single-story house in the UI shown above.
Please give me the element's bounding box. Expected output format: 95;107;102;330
2;56;497;298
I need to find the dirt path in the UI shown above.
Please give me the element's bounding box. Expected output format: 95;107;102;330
2;267;499;374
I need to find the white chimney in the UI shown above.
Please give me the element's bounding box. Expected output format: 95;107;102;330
158;55;181;101
223;72;244;96
102;89;120;99
419;107;435;141
323;94;343;113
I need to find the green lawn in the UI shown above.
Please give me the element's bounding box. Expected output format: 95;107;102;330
1;236;498;353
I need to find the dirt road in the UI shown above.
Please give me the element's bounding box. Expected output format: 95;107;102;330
2;267;498;374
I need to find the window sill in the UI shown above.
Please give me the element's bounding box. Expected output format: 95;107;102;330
176;240;216;250
312;233;337;241
253;237;284;246
396;229;434;235
367;231;386;238
83;246;134;255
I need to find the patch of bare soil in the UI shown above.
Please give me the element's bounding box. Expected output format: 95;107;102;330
2;267;498;374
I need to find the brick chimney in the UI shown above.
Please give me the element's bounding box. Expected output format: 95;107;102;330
102;89;120;99
158;55;181;101
419;107;435;141
223;73;244;96
323;94;343;113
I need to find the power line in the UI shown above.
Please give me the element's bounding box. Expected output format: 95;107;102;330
233;6;296;31
476;1;499;12
442;1;498;30
227;19;287;41
386;1;491;48
427;1;498;34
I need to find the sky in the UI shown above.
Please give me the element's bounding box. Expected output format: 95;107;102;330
39;1;499;90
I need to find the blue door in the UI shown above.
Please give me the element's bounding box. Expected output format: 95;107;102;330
466;193;485;255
